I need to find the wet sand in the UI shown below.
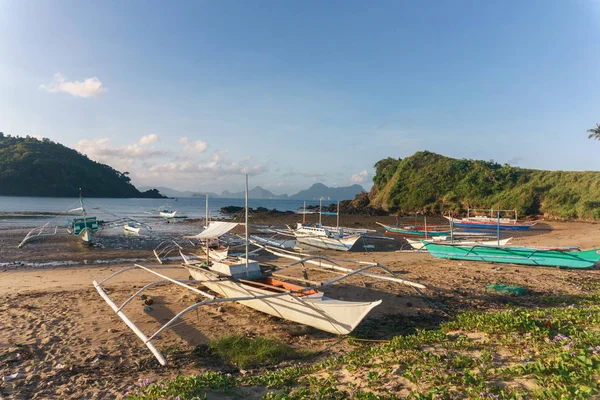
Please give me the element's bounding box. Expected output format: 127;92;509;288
1;216;600;399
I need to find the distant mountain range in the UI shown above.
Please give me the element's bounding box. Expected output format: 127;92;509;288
140;183;366;201
138;186;220;198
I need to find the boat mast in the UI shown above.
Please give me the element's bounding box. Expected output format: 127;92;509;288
303;201;306;224
205;194;209;228
204;194;210;265
336;201;340;230
319;198;322;226
79;187;87;226
497;209;500;246
245;174;249;276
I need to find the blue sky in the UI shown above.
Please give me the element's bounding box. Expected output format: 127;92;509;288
1;0;599;194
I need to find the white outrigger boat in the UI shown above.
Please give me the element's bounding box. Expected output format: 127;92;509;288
124;223;141;234
293;226;362;251
405;237;513;250
287;200;370;251
159;209;177;218
93;176;426;366
123;222;152;235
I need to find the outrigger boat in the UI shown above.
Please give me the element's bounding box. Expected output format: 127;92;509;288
406;236;512;250
443;208;538;231
19;190;100;247
123;222;151;235
377;222;450;238
93;176;426;366
159;209;177;219
288;200;371;251
292;224;362;251
424;242;600;269
19;190;148;248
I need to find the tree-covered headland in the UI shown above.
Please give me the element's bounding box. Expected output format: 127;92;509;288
0;133;165;198
370;151;600;220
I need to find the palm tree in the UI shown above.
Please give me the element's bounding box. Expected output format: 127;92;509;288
588;123;600;140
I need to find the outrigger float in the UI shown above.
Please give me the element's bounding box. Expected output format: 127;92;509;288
93;176;426;366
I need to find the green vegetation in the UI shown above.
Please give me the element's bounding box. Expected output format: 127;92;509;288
370;151;600;219
209;335;299;369
588;123;600;140
126;287;600;399
0;133;165;197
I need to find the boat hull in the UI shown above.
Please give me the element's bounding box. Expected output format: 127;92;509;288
450;221;533;231
407;237;512;250
378;223;449;237
79;228;94;243
425;243;600;268
295;234;361;251
188;268;381;334
444;216;536;230
124;225;140;234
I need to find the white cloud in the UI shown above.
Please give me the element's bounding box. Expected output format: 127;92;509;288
39;73;107;98
350;170;369;183
76;135;167;173
139;159;266;181
179;136;208;153
212;149;228;161
139;133;158;145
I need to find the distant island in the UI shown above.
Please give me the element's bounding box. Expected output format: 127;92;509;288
0;133;166;198
140;183;366;202
369;151;600;220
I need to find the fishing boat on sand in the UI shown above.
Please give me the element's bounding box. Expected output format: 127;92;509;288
406;237;512;250
93;176;426;366
377;222;450;238
444;208;538;230
292;223;362;251
424;242;600;269
288;200;372;251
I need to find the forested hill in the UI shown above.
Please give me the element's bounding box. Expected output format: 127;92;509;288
370;151;600;219
0;133;165;198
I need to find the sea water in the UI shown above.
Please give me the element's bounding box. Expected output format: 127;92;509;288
0;196;322;228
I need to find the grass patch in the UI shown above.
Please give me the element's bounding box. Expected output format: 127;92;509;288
127;290;600;400
210;335;299;370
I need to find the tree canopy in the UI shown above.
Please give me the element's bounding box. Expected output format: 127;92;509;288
588;123;600;140
0;134;165;198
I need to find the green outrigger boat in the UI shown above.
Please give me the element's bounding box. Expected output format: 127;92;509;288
376;222;450;237
424;242;600;269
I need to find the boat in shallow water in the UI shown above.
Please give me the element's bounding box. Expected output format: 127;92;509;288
424;242;600;268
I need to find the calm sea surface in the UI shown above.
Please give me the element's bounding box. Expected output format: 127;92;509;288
0;196;322;228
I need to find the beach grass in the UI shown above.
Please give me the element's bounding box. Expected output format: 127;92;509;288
209;334;299;370
126;289;600;400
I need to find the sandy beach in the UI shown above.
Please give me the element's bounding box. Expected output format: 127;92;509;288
1;216;600;399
